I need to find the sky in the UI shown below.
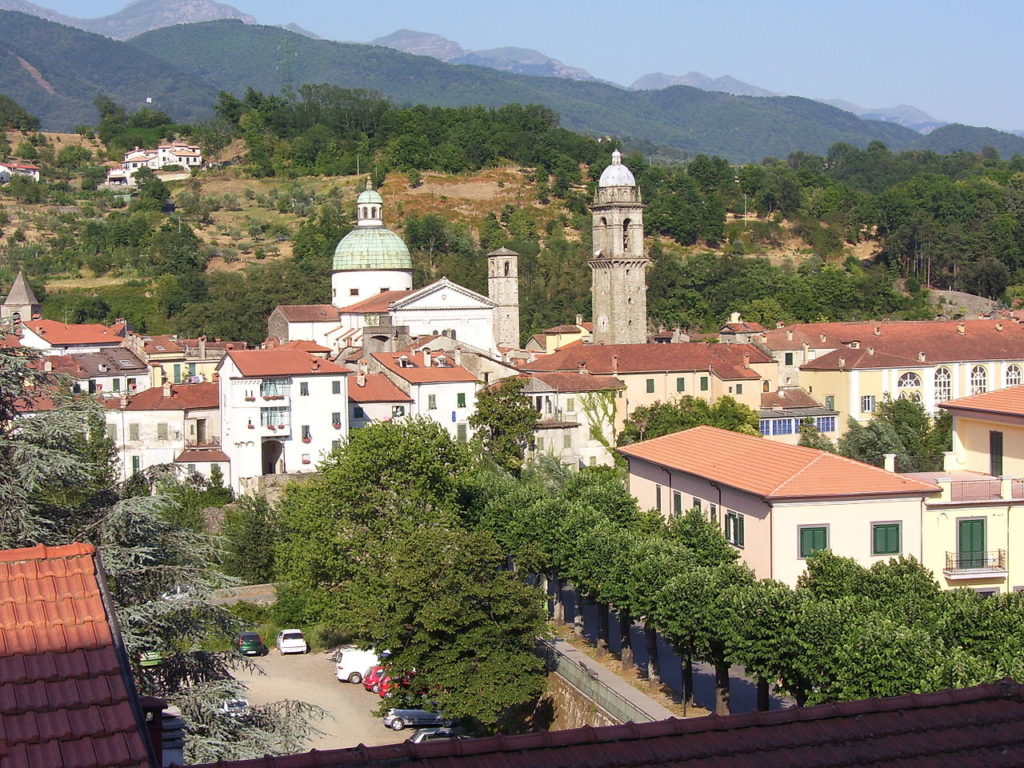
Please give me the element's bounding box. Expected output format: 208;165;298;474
39;0;1024;131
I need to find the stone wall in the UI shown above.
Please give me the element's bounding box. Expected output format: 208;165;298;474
542;673;618;730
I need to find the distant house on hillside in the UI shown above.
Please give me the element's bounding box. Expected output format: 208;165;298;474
0;160;40;182
120;141;202;178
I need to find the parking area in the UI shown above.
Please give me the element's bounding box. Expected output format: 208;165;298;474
233;648;409;752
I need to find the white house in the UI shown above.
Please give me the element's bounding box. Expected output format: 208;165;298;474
121;141;202;176
47;349;148;397
0;161;40;182
348;369;414;429
103;381;224;484
19;320;126;355
369;348;478;441
218;348;350;492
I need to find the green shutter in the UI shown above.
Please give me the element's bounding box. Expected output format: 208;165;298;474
958;519;985;569
676;377;685;392
873;523;900;555
646;378;655;393
700;377;709;392
736;513;745;547
800;526;827;557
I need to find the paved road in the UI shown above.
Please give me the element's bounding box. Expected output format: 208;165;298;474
233;649;409;752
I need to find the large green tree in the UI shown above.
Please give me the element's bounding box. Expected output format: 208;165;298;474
618;395;759;445
469;377;539;474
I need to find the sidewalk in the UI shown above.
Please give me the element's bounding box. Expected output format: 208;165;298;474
547;636;677;722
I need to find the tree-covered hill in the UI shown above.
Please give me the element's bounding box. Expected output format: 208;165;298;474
0;93;39;131
0;11;219;129
130;20;925;163
911;123;1024;158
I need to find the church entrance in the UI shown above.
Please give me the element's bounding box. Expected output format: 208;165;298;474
262;440;284;476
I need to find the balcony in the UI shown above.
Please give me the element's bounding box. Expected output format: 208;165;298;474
262;422;291;438
950;479;1002;502
943;549;1007;579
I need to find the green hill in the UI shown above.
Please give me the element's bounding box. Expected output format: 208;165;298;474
0;11;219;129
911;123;1024;158
130;20;924;162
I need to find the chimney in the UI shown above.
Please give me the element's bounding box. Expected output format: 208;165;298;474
454;346;462;367
162;380;171;398
786;329;793;341
873;326;881;336
743;353;750;366
867;346;875;356
422;349;432;367
838;356;846;368
957;323;966;335
199;335;207;357
819;333;827;344
802;342;809;356
730;311;741;323
883;453;896;473
611;354;619;374
43;360;52;372
575;314;583;326
357;371;366;387
918;352;926;362
120;393;128;409
996;323;1004;332
578;360;588;374
311;359;321;372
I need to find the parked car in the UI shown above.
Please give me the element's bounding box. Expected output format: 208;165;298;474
363;665;387;692
382;708;450;731
233;631;268;656
335;647;386;684
218;698;249;717
276;629;309;655
407;726;468;744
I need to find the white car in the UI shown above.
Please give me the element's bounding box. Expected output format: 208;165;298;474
335;647;388;684
218;698;249;717
276;629;309;655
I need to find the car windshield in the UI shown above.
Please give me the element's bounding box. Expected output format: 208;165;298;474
239;633;259;641
282;632;304;640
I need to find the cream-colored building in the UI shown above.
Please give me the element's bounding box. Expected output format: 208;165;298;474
121;333;245;388
620;426;939;586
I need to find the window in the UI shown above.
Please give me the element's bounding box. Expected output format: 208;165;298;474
725;511;745;547
172;364;182;383
655;484;662;512
676;377;685;392
799;526;828;558
427;394;437;410
131;456;141;475
759;419;771;435
735;383;743;395
784;352;794;366
261;378;290;398
457;392;467;408
563;433;572;449
301;425;311;440
673;491;683;518
896;372;922;401
112;379;120;392
861;394;876;413
872;523;901;555
332;380;342;395
157;423;168;440
958;518;986;569
816;416;836;433
692;497;702;513
332;440;341;450
260;406;288;428
1006;364;1022;387
332;411;343;424
129;423;139;441
700;377;709;392
990;430;1004;477
456;424;468;442
353;405;365;419
392;405;405;418
349;288;358;296
771;419;793;436
970;365;988;395
188;363;197;378
187;463;196;473
301;453;311;464
106;423;116;441
646;378;655;393
708;502;718;523
566;397;575;412
299;382;309;396
825;395;835;410
934;367;952;403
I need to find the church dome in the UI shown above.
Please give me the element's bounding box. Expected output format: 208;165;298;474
598;149;636;187
356;187;383;206
332;228;412;271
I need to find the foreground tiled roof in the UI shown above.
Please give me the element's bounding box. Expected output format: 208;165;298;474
0;543;154;768
348;373;413;403
940;384;1024;418
619;426;939;500
104;382;220;411
523;343;770;379
176;448;229;463
273;304;341;323
338;290;414;314
21;320;124;346
192;680;1024;768
226;350;350;378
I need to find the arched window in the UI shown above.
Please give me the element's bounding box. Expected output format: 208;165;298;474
1006;364;1022;387
934;367;952;403
598;217;607;253
970;365;988;395
622;218;631;251
504;261;510;277
897;372;922;401
762;380;770;393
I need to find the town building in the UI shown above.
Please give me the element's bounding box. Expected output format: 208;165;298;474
0;160;41;182
757;386;839;444
524;317;593;354
121;141;202;175
217;349;350;493
120;333;245;387
1;270;41;323
18;319;126;355
347;368;414;429
47;348;148;396
619;426;939;586
589;150;651;345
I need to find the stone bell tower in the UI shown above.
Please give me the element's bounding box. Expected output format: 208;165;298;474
487;247;520;348
589;150;651;345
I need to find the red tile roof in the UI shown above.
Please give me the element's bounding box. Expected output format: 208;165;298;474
0;543;155;768
175;448;229;463
940;384;1024;418
373;352;478;384
529;371;625;393
273;305;340;323
192;680;1024;768
21;320;124;346
760;387;821;409
348;373;413;403
523;343;770;380
274;340;332;354
338;290;414;314
138;335;184;355
226;350;350;378
0;332;21;348
619;426;939;500
104;382;219;411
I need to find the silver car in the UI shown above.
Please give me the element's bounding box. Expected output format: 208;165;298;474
382;708;450;731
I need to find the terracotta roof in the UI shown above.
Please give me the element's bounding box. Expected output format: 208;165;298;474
542;324;586;334
175;448;229;463
273;304;340;323
0;332;21;348
192;680;1024;768
21;320;124;346
45;350;147;379
138;335;184;355
226;349;350;378
760;387;822;409
940;384;1024;418
721;321;765;332
529;371;625;393
337;290;414;314
348;373;413;403
373;352;478;384
0;543;155;768
274;340;332;354
619;426;939;500
104;382;219;411
523;343;770;380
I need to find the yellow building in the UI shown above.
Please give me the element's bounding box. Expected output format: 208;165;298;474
524;318;593;354
121;333;245;388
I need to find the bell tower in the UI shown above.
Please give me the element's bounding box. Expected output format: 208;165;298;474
589;151;650;345
487;247;520;348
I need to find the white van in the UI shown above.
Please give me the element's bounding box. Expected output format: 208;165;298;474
335;647;387;684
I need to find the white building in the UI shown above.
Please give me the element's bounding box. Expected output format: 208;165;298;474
103;381;225;484
218;348;350;492
348;369;414;429
121;141;202;176
48;349;148;397
19;320;126;355
0;161;40;182
369;348;478;441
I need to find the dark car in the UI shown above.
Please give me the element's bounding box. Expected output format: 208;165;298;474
407;726;469;744
234;631;268;656
382;708;450;731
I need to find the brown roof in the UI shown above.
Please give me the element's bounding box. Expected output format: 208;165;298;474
760;387;822;409
273;304;340;323
21;320;124;346
940;384;1024;418
338;290;414;314
373;352;478;384
45;350;147;379
542;324;587;334
138;334;184;355
0;543;155;768
721;321;765;332
226;350;350;378
104;382;219;411
523;343;770;380
274;340;332;354
529;371;625;393
348;373;413;403
176;448;229;463
192;680;1024;768
619;426;939;500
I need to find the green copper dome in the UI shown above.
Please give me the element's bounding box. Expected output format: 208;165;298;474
357;188;384;205
332;227;412;271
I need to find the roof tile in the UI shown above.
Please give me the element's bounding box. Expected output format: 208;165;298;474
227;349;350;378
524;342;770;379
940;384;1024;418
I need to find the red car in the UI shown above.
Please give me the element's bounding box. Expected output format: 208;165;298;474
379;669;417;698
363;665;388;693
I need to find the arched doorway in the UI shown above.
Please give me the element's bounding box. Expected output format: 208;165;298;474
262;440;284;476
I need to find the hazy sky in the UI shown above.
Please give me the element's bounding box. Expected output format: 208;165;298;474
40;0;1024;131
